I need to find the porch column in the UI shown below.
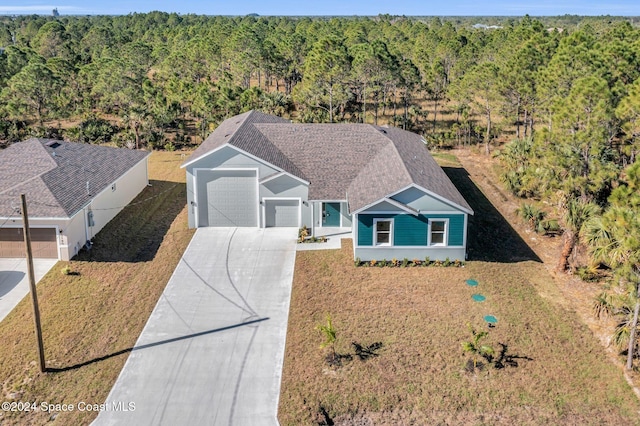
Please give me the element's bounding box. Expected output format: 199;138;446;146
311;201;315;238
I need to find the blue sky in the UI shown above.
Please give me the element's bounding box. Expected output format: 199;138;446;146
0;1;638;16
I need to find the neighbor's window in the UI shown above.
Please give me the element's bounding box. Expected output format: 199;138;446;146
374;219;393;246
429;219;447;246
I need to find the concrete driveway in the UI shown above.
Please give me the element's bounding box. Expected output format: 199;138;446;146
94;227;297;426
0;258;57;322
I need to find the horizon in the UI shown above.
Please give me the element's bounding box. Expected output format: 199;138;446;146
0;1;639;18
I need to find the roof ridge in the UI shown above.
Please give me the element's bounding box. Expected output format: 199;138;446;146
225;110;257;147
372;124;413;183
0;139;57;196
250;122;309;181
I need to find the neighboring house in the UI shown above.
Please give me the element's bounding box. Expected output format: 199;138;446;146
182;110;473;261
0;138;150;260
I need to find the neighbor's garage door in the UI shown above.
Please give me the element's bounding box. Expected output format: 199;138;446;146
265;199;300;227
198;169;258;227
0;228;58;259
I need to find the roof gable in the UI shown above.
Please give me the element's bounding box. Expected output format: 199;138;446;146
183;110;472;216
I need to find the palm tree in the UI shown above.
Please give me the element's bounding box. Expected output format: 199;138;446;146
461;323;494;371
583;160;640;370
592;290;637;350
316;313;337;362
556;198;599;272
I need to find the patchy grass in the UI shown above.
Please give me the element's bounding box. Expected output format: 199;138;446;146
0;151;194;425
279;243;640;425
278;157;640;425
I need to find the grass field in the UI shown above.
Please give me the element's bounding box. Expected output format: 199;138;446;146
278;155;640;425
0;151;194;426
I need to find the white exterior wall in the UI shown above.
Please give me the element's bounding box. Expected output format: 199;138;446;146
3;156;150;261
353;246;467;262
86;156;149;240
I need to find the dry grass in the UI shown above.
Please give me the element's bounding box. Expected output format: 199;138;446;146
278;156;640;425
0;151;194;426
279;245;640;425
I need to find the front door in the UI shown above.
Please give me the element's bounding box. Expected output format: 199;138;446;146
322;202;340;227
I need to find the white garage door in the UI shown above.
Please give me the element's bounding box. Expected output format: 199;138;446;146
265;199;300;227
197;170;257;227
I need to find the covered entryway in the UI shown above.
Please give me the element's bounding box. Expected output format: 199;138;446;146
264;199;300;227
322;202;341;227
0;228;58;259
197;169;258;227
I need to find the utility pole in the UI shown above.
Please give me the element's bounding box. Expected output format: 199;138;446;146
20;194;46;373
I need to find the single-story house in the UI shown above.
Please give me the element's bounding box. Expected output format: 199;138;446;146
0;138;150;260
182;110;473;261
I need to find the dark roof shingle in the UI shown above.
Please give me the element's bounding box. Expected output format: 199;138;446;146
0;139;150;218
184;111;472;214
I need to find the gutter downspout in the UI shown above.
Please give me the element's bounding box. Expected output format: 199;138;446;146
83;205;89;247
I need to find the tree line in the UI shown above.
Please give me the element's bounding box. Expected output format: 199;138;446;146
1;12;640;369
0;13;635;149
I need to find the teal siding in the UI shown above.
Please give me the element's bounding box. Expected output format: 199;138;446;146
429;214;464;246
358;214;394;246
394;214;428;245
358;213;465;247
358;215;374;246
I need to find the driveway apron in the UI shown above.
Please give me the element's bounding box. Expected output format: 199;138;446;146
0;258;57;323
93;227;297;425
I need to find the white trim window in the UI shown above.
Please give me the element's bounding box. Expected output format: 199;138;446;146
374;218;393;246
428;219;448;246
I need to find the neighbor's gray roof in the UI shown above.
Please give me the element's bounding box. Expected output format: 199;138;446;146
184;111;472;214
0;138;150;218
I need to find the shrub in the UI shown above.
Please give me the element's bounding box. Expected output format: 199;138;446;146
517;203;546;232
369;259;377;267
391;258;400;267
380;259;387;268
354;257;361;267
68;115;118;144
424;256;431;266
537;219;562;236
575;265;603;282
61;265;71;276
401;258;409;268
412;259;421;266
298;226;309;243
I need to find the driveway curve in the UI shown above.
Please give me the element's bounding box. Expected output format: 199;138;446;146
94;227;297;426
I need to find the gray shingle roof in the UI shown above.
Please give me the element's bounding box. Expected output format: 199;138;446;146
0;138;150;218
184;111;472;214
